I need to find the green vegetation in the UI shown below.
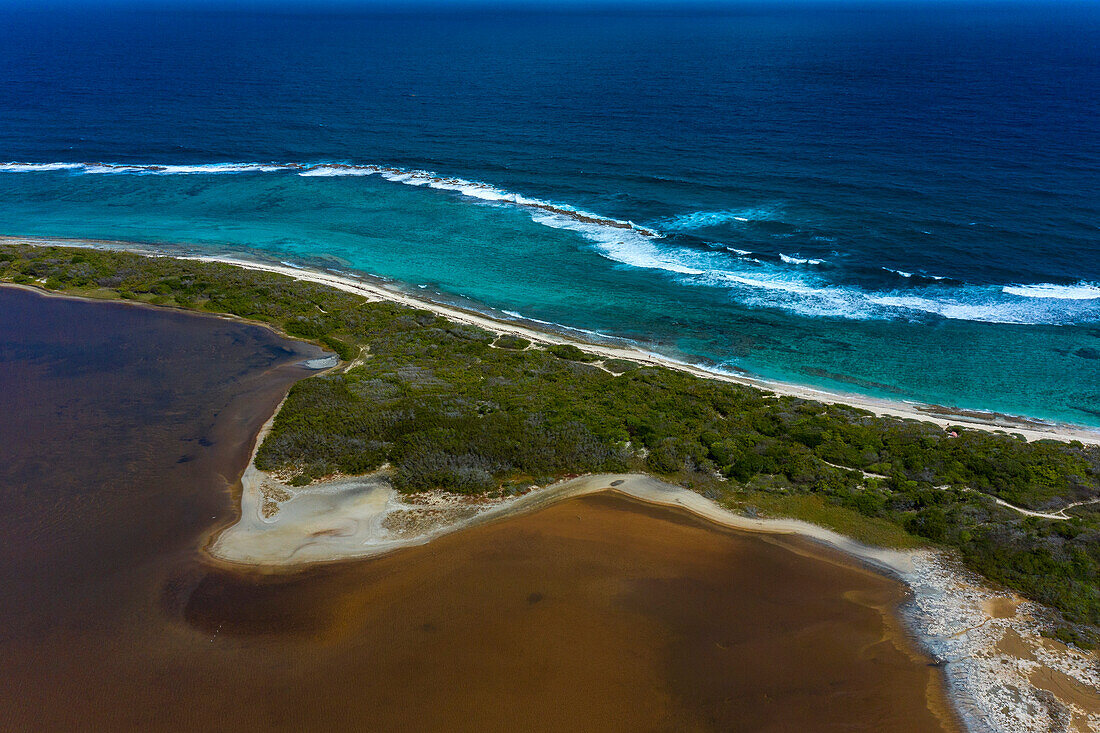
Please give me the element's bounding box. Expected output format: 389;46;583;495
493;334;530;350
603;358;639;374
726;492;926;550
4;242;1100;638
546;343;600;362
320;334;356;361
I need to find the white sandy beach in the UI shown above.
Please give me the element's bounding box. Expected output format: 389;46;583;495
6;235;1100;731
5;235;1096;446
185;253;1100;445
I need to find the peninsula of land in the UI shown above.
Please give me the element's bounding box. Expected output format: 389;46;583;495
2;238;1099;731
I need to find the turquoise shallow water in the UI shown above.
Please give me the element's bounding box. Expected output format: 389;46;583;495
1;5;1098;425
2;169;1097;427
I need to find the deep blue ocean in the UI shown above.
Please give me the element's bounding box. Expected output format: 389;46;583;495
1;3;1098;425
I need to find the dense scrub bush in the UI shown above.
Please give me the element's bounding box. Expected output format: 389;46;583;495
5;243;1100;628
603;358;639;374
546;343;599;362
493;334;530;350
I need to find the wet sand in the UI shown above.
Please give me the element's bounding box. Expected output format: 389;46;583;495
211;466;921;575
0;285;957;731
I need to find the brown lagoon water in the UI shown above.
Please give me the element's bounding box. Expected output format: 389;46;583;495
0;286;957;732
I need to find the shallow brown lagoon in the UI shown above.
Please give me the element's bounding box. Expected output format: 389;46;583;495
0;286;957;732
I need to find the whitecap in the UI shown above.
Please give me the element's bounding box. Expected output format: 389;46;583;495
883;267;952;282
5;159;1098;328
82;164;148;174
1002;283;1100;300
779;253;825;265
579;231;1100;325
530;211;706;277
660;206;782;232
297;164;379;177
0;159;660;242
152;163;287;174
0;162;84;172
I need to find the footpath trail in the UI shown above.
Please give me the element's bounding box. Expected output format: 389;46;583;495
824;458;1100;522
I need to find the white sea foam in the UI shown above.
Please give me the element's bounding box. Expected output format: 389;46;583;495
0;160;658;240
4;160;1098;327
1002;282;1100;300
294;164;658;236
883;267;955;282
0;162;84;172
0;161;292;175
579;229;1100;325
154;163;287;174
867;295;1017;324
779;253;825;265
660;206;781;231
297;164;378;177
82;164;146;174
530;211;706;276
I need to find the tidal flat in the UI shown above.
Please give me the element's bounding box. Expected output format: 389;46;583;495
0;285;956;731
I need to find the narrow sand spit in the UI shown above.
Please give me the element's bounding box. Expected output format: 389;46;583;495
4;235;1099;445
211;401;913;571
213;468;915;573
210;448;1100;732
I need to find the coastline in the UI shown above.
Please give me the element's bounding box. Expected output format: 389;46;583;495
4;234;1098;446
209;367;1099;733
3;241;1097;730
4;5;1096;728
212;448;1100;732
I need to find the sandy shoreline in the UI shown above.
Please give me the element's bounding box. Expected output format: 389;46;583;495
202;315;1098;733
3;236;1097;730
211;393;1099;732
212;453;1100;732
4;234;1099;445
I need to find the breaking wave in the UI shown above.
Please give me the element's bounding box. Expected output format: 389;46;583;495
779;253;825;266
1002;283;1100;300
882;267;952;284
0;160;658;238
4;160;1097;326
659;206;783;231
579;232;1100;325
